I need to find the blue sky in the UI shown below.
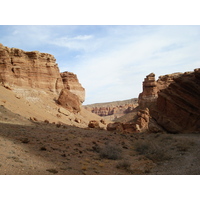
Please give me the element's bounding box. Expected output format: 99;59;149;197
1;25;200;104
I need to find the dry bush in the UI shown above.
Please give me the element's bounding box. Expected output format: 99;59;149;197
99;143;122;160
116;160;131;170
134;139;171;162
175;139;194;152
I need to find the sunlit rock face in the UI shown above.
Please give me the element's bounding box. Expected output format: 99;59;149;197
60;71;85;103
139;69;200;133
0;43;85;115
0;43;63;94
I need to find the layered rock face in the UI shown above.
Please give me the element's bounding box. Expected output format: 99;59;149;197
139;72;184;109
0;43;85;114
139;69;200;133
0;43;63;94
107;108;150;133
138;73;158;108
57;89;81;113
61;72;85;103
88;104;135;117
157;73;183;91
153;69;200;133
84;98;138;120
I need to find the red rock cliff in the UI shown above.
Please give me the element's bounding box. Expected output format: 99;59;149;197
0;43;63;94
61;71;85;103
139;69;200;133
0;43;86;113
84;99;138;120
153;69;200;133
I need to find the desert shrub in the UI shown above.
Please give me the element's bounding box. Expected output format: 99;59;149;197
175;139;194;152
134;140;171;162
46;169;58;174
99;144;122;160
116;160;131;170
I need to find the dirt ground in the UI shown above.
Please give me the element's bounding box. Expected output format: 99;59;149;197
0;105;200;175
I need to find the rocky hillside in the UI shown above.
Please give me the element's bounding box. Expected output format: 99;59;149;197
138;68;200;133
0;43;108;128
84;98;138;121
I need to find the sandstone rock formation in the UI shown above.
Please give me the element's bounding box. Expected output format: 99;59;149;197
61;71;85;103
139;69;200;133
136;108;150;132
138;73;158;108
84;98;138;120
157;73;183;91
153;69;200;133
57;89;81;113
0;43;63;94
107;108;150;133
0;43;86;115
88;120;100;128
107;122;124;131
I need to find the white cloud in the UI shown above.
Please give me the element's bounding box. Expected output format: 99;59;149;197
72;26;200;104
1;25;200;105
49;34;94;51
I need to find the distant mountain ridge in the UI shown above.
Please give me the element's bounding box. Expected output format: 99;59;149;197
84;98;138;121
84;98;138;107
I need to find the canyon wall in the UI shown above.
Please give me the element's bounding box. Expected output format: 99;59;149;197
61;72;85;103
138;69;200;133
0;43;85;113
84;98;138;120
0;43;63;94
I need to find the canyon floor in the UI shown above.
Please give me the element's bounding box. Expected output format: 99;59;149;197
0;105;200;175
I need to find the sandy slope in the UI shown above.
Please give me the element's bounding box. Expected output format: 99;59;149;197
0;85;110;128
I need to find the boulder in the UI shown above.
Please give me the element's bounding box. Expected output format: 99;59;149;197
57;89;81;113
107;122;123;131
88;120;100;128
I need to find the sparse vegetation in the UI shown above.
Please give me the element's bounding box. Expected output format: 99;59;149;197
46;169;58;174
116;160;131;170
175;139;194;152
134;138;171;162
99;143;122;160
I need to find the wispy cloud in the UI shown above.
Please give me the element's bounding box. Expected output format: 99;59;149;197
50;34;94;50
1;25;200;105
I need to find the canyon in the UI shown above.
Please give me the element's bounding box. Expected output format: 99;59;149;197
84;98;138;121
0;43;200;175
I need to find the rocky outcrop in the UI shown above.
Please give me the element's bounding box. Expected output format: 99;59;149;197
157;73;183;91
84;98;138;120
0;43;63;94
0;43;86;114
136;108;150;132
57;89;81;113
139;69;200;133
107;108;150;133
88;120;100;128
153;69;200;133
138;73;158;108
61;71;85;103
